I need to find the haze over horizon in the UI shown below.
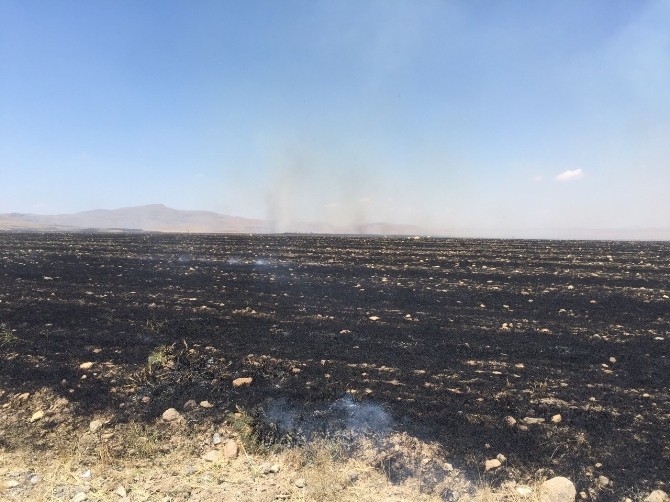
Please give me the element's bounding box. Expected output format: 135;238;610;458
2;1;669;239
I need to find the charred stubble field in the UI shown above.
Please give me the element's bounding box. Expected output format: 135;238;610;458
0;233;668;500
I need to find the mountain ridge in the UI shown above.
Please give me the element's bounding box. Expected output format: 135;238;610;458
0;204;422;236
2;205;669;240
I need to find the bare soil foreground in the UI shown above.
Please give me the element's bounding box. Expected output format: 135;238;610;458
1;233;668;501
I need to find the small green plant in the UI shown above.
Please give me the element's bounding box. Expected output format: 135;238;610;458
0;323;19;347
146;344;174;373
226;408;256;444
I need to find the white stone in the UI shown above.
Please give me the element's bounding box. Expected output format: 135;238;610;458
161;408;181;422
79;362;94;370
539;476;576;502
223;439;238;458
30;410;45;422
89;419;104;433
645;490;669;502
516;486;533;497
484;458;501;471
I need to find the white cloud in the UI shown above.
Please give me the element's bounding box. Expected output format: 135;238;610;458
555;168;583;182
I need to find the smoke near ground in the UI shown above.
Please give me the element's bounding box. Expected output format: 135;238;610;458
262;395;393;443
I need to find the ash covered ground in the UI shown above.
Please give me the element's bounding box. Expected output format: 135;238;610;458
1;233;668;499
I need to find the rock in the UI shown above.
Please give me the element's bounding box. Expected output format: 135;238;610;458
598;475;610;487
5;480;20;488
496;453;507;462
504;416;517;427
199;400;213;408
524;417;546;425
212;433;221;445
294;478;306;488
232;377;253;387
183;399;197;410
72;493;88;502
223;439;238;458
30;410;45;422
368;316;380;321
539;476;576;502
259;462;280;474
79;362;94;370
17;392;30;401
609;357;616;364
89;419;104;433
202;450;222;462
115;485;127;498
484;458;501;471
80;469;91;478
645;490;669;502
551;414;562;424
161;408;181;422
516;485;533;497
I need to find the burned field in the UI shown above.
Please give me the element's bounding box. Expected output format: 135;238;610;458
1;233;669;499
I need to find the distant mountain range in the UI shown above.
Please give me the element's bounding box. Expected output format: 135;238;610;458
0;204;423;235
1;204;668;240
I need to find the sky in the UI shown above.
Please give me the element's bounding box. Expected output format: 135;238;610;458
1;0;669;238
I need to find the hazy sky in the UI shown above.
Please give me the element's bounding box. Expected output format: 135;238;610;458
2;1;669;237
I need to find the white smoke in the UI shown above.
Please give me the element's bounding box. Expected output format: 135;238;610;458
263;394;393;442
